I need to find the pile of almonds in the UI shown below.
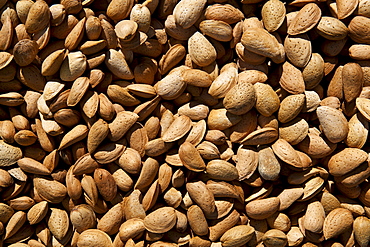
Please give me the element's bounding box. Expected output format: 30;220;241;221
2;0;370;246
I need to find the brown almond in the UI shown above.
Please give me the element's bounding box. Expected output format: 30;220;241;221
25;0;50;34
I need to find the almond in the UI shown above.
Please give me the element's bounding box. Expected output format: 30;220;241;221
323;208;353;240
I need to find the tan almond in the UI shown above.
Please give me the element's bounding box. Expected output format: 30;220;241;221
278;94;305;123
179;142;206;172
186;181;216;218
220;225;255;247
288;3;322;35
327;148;368;176
279;62;305;94
173;0;206;29
77;229;113;247
316;16;348;40
60;52;87;82
261;0;286;32
245;197;280;220
271;139;302;168
188;32;217;67
223;82;256;115
144;207;177;234
316;106;349;143
162;115;192;142
323;208;354;240
342;62;364;102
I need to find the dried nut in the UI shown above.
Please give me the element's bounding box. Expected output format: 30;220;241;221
245;197;280;220
262;229;288;247
220;225;255;247
288;3;322;35
77;229;113;247
327;148;368;176
188;32;217;67
316;106;349;143
173;0;206;29
323;208;354;240
0;140;22;167
143;207;177;234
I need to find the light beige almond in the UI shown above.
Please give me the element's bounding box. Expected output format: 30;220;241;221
271;139;302;168
278;94;305;123
220;225;255;247
342;62;364;102
254;83;280;117
162;115;192;142
223;82;256;115
316;16;348;40
188;32;217;67
261;0;286;32
284;33;312;68
60;51;87;82
77;229;113;247
173;0;206;29
186;180;216;218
